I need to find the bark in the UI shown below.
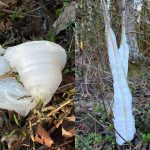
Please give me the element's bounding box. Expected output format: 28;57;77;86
118;0;142;62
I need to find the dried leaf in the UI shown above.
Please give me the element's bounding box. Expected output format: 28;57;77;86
65;115;75;122
10;137;25;150
1;134;18;149
0;19;12;34
53;1;77;34
62;115;75;138
35;125;54;148
0;1;9;8
0;116;3;127
56;119;63;128
0;0;17;8
62;127;75;138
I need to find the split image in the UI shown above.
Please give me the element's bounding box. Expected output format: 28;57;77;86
0;0;150;150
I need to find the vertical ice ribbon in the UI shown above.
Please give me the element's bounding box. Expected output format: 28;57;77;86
101;0;136;145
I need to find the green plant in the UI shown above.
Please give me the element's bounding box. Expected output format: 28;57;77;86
55;8;63;16
63;67;75;75
75;135;92;150
44;30;56;42
13;114;20;127
94;105;103;113
63;0;70;7
142;133;150;143
86;133;102;145
8;129;17;137
104;134;115;144
75;133;102;150
9;9;22;21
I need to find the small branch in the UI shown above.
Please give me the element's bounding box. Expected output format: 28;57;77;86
0;8;41;18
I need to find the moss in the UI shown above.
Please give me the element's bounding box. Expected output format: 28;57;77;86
128;63;142;78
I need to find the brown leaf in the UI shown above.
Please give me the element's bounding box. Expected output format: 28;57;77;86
0;20;6;32
62;127;75;138
10;137;25;150
53;1;77;34
56;119;63;128
0;116;3;127
35;125;54;148
62;116;75;138
0;19;12;32
1;134;18;149
0;0;17;8
0;1;9;8
65;116;75;122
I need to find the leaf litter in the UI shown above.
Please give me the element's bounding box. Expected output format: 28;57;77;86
0;0;75;149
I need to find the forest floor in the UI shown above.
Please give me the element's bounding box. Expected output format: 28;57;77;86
75;1;150;149
0;0;75;150
76;50;150;150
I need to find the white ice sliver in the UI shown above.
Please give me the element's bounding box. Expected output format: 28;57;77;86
104;12;135;145
0;41;67;116
106;27;136;145
0;56;11;75
0;56;34;116
4;41;67;105
0;79;34;116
